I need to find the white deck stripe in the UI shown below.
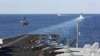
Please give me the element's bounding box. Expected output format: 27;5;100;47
3;35;29;47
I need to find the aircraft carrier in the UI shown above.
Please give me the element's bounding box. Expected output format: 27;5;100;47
1;34;100;56
0;34;64;56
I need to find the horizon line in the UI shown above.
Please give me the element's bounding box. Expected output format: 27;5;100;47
0;13;100;14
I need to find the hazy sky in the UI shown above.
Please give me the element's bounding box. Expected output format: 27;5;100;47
0;0;100;14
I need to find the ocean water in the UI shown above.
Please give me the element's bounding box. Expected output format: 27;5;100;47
0;14;100;46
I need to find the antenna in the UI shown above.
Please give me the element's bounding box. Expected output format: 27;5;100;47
76;20;79;48
76;13;83;48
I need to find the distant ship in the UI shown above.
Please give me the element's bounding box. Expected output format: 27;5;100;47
20;17;28;26
79;13;84;19
57;12;61;16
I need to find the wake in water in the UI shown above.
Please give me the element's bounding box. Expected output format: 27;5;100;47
29;15;85;37
30;19;76;35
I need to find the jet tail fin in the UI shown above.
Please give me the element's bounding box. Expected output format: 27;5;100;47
91;42;99;49
0;39;3;48
0;39;3;44
84;44;91;48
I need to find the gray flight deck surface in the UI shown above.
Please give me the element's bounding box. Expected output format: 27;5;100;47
0;34;60;56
